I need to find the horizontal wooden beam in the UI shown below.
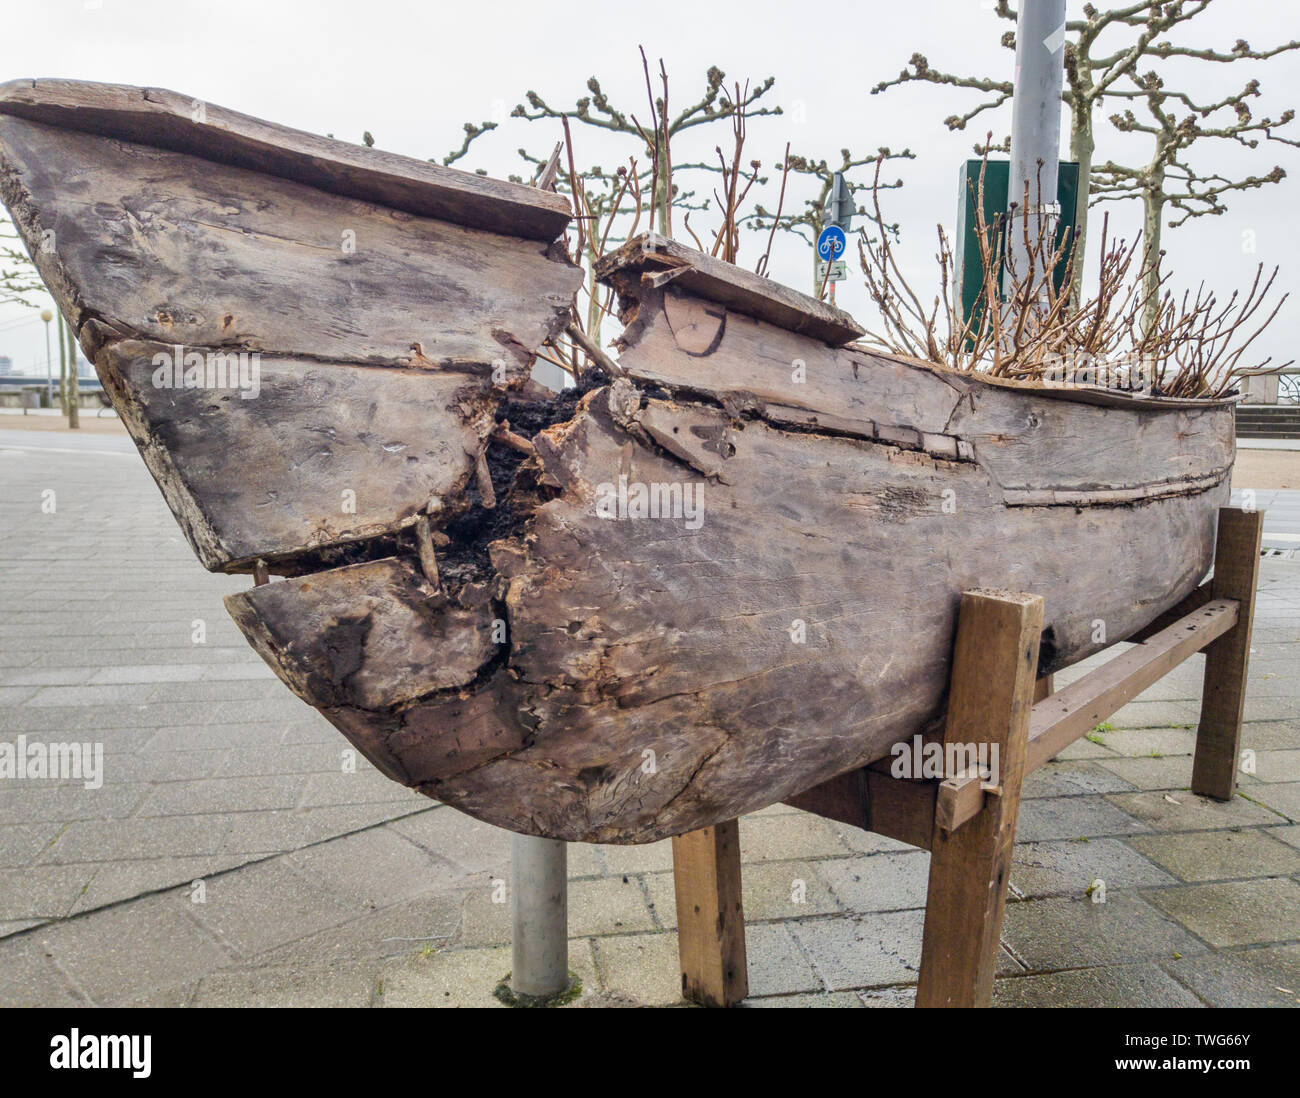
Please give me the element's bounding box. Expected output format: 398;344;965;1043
1025;599;1238;774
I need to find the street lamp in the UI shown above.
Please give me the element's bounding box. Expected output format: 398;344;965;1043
40;307;54;407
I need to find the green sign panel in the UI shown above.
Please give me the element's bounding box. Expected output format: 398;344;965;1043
954;159;1079;334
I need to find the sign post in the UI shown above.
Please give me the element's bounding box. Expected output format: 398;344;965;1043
815;170;853;302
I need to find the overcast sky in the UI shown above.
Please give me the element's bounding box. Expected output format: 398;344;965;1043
1;0;1297;374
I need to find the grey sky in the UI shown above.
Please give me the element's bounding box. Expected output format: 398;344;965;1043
1;0;1296;373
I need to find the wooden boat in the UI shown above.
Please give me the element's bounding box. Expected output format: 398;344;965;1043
0;80;1235;843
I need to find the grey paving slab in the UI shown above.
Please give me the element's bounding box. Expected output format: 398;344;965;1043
39;891;232;1005
1162;944;1300;1007
993;964;1203;1008
1000;893;1206;970
1011;838;1177;898
1143;878;1300;947
1128;828;1300;882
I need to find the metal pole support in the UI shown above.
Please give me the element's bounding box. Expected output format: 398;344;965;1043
1006;0;1067;294
509;833;569;1000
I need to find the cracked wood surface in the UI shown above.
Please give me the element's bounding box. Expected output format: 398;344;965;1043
0;78;573;241
0;81;1236;843
225;289;1231;842
0;113;581;569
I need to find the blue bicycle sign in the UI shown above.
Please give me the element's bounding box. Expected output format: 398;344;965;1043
817;225;847;262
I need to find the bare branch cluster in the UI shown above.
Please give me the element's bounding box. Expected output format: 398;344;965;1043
857;157;1289;399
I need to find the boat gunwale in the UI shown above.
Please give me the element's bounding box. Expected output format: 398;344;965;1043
0;77;573;242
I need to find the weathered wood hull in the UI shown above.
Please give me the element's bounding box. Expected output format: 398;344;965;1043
0;81;1235;843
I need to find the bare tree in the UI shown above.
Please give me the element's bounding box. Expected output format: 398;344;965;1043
871;0;1299;316
1;221;42;308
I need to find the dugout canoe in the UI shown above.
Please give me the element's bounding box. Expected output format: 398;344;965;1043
0;79;1235;843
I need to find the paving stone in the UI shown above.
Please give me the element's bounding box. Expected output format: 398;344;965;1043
387;807;512;874
1162;944;1300;1007
69;854;252;915
39;891;232;1005
1248;782;1300;822
1106;789;1283;831
1001;893;1204;970
1128;828;1300;882
1249;750;1300;783
0;919;43;938
1270;825;1300;851
816;852;930;913
1144;878;1300;947
1022;760;1137;798
298;769;423;809
460;874;655;946
135;774;305;817
0;781;150;825
591;932;683;1006
378;939;598;1008
1015;794;1150;842
40;814;235;864
221;803;421;855
749;991;864;1007
738;813;854;862
186;858;357;958
1242;722;1300;751
745;922;822;997
1094;755;1199;791
0;935;85;1006
993;964;1203;1007
193;962;378;1007
1011;838;1176;898
255;892;466;966
0;864;97;921
1108;701;1201;730
1098;726;1198;756
286;828;470;908
787;911;923;991
642;860;840;929
0;823;61;868
595;840;672;876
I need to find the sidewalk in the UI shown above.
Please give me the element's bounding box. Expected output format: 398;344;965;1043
2;435;1298;1007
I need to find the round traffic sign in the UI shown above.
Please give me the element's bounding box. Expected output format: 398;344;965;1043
817;225;846;261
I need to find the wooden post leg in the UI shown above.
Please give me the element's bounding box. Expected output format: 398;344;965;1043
671;819;747;1006
916;590;1044;1009
1192;507;1264;801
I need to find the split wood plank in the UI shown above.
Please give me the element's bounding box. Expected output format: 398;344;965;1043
0;78;571;240
597;233;865;346
672;819;748;1007
0;116;579;371
1192;507;1264;800
916;589;1043;1009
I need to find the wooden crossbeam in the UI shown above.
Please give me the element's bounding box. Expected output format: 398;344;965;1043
1025;599;1239;774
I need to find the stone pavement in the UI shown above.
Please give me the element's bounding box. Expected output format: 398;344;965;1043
1;433;1298;1007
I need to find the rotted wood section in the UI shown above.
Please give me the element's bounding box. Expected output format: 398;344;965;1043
0;103;580;571
224;271;1232;844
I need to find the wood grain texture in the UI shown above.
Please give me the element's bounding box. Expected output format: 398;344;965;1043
230;326;1228;841
598;233;865;346
672;820;748;1007
0;113;580;570
1192;508;1264;800
0;116;579;369
0;78;572;240
916;590;1042;1009
97;340;498;568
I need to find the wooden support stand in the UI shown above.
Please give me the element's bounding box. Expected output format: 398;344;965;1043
671;507;1263;1008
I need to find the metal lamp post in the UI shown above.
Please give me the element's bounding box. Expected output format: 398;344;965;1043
40;307;54;407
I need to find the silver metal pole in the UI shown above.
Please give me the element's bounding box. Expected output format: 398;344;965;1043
510;833;568;999
1006;0;1067;296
